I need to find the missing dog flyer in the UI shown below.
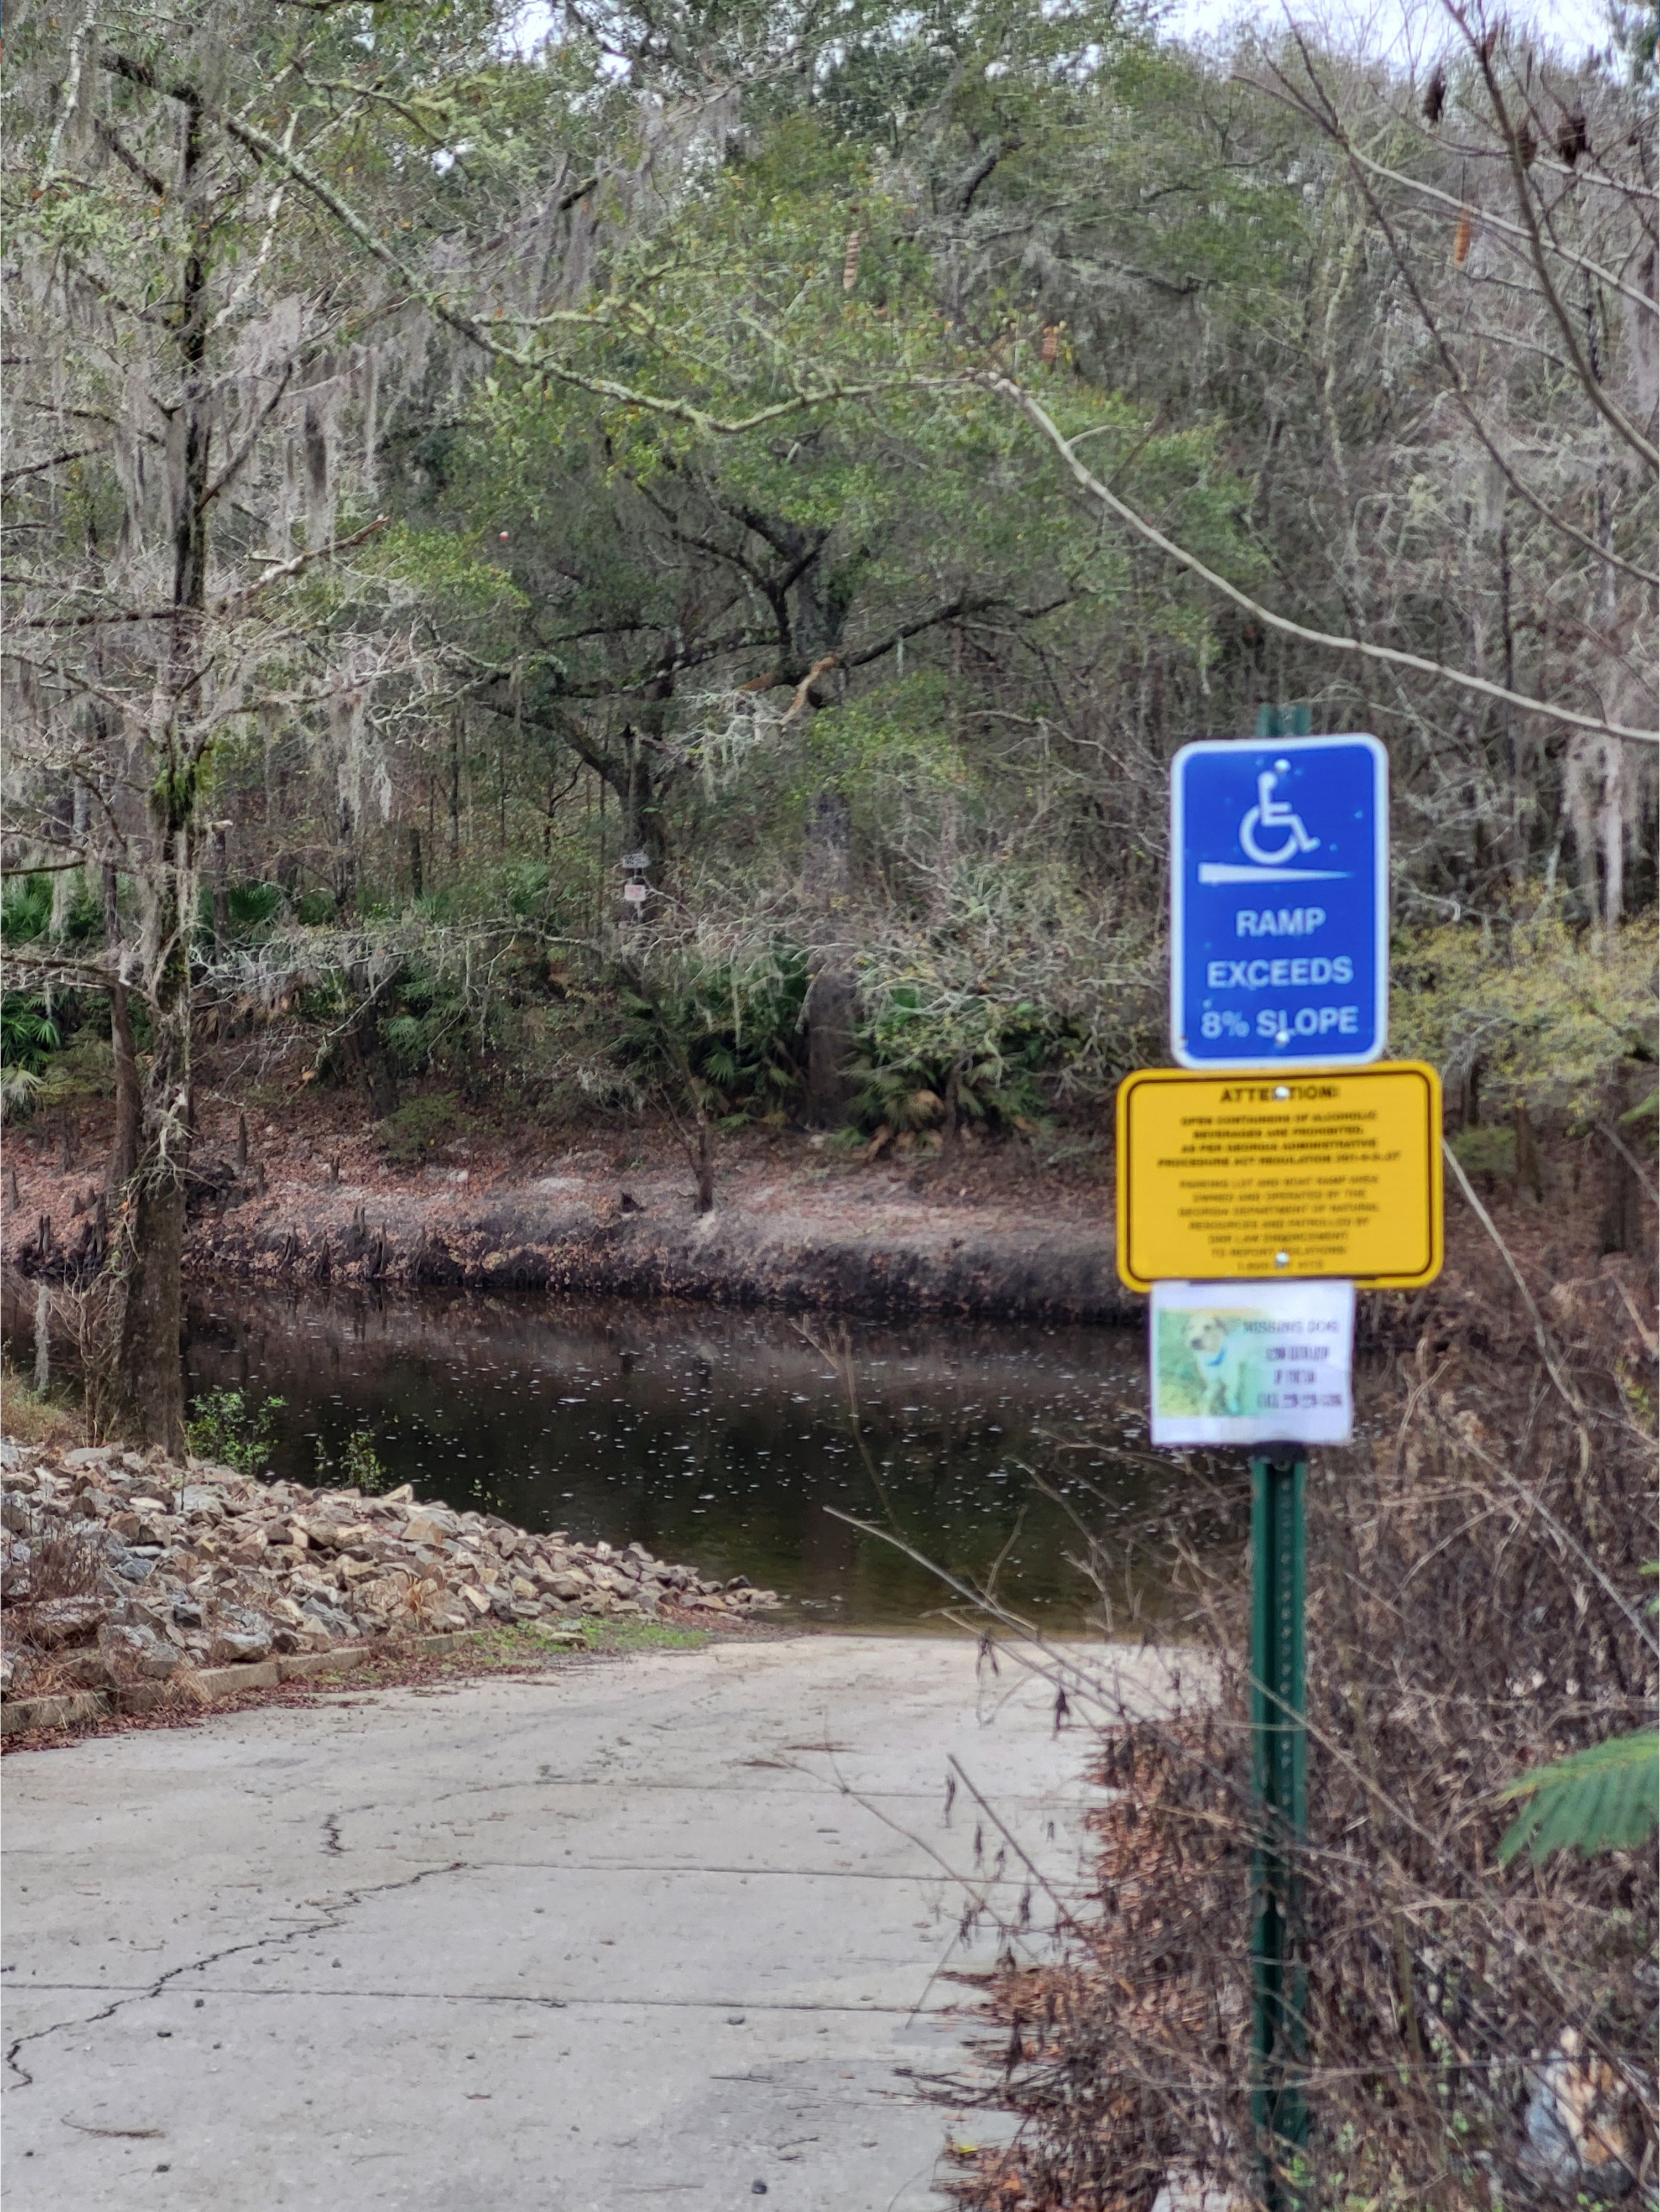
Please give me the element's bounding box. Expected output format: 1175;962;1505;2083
1149;1279;1355;1447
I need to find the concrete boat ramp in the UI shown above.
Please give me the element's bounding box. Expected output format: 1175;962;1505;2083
1;1635;1159;2210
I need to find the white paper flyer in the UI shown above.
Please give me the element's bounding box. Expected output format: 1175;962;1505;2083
1149;1279;1355;1447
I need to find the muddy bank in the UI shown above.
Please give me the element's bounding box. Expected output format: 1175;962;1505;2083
181;1167;1141;1323
10;1101;1649;1345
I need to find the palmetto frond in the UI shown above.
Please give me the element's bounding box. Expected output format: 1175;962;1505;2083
1498;1731;1659;1866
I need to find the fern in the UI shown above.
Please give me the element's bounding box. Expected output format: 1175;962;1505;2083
1497;1730;1659;1866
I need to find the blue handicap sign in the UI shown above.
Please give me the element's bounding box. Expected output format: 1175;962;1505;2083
1170;734;1388;1069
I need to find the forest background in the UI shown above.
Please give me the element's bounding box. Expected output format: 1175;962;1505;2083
1;0;1656;1421
1;5;1657;2204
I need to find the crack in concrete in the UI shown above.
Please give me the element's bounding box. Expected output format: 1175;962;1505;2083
321;1814;344;1855
4;1860;466;2090
12;1983;965;2016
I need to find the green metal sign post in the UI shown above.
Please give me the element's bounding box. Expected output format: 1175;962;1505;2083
1249;707;1311;2205
1250;1447;1308;2202
1255;703;1312;740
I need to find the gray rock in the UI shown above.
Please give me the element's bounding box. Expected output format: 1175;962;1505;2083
127;1597;185;1646
301;1595;357;1640
55;1647;114;1689
98;1623;180;1678
212;1606;274;1663
112;1552;156;1584
28;1594;116;1648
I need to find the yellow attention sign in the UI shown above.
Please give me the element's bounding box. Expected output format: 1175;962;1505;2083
1116;1061;1443;1292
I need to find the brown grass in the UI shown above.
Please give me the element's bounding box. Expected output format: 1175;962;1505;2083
941;1277;1658;2211
0;1358;83;1446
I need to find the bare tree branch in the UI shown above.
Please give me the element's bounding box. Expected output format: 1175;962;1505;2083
990;375;1659;747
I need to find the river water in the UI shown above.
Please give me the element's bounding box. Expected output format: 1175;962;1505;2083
173;1288;1201;1634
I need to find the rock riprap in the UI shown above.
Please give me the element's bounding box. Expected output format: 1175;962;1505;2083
0;1439;779;1703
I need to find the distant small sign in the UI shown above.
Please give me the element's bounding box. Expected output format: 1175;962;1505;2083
1150;1278;1354;1447
622;879;649;904
619;850;650;872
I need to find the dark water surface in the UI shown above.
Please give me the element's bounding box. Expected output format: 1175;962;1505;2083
179;1289;1191;1633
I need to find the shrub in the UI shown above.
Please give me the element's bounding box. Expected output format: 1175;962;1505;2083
0;993;59;1118
379;1092;467;1161
185;1388;286;1473
314;1428;391;1492
614;949;808;1120
947;1322;1657;2212
0;1359;81;1446
1393;906;1658;1124
1448;1123;1517;1183
846;984;1071;1137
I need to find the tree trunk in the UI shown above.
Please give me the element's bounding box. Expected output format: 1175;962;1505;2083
406;825;424;901
1599;1068;1647;1256
108;985;141;1192
1513;1101;1543;1204
109;89;208;1454
103;863;142;1192
34;1281;51;1396
111;909;191;1451
692;1114;714;1215
450;714;462;860
335;790;357;921
113;1173;188;1448
803;789;855;1128
211;823;231;953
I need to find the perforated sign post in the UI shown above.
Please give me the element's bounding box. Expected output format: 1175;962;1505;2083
1171;732;1388;1071
1156;713;1411;2204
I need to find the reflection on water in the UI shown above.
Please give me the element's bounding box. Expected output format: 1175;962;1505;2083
178;1290;1188;1634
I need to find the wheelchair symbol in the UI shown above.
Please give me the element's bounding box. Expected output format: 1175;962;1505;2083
1240;760;1320;867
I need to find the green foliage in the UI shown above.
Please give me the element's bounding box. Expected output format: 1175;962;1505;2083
577;1616;712;1653
230;881;283;930
0;872;101;947
197;878;281;943
1498;1731;1660;1866
0;993;61;1119
186;1389;286;1475
847;985;1073;1136
1619;1089;1658;1152
1;993;60;1074
1;874;53;943
32;1032;115;1114
1448;1125;1517;1183
312;1427;392;1492
379;1091;468;1161
1392;910;1659;1123
615;951;808;1119
342;1431;389;1491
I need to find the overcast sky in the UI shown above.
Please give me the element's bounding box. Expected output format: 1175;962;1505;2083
508;0;1626;73
1152;0;1617;66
